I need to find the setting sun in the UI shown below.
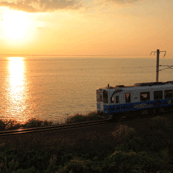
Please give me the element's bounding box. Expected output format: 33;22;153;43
2;11;30;40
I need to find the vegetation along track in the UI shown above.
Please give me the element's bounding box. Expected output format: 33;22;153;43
0;119;110;136
0;108;171;136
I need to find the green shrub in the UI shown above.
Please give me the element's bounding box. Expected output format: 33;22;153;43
0;120;6;131
0;112;99;130
5;120;21;130
0;119;21;131
0;157;19;173
15;166;40;173
105;150;161;173
159;148;171;170
65;112;99;124
0;118;55;131
66;114;84;123
141;116;173;152
87;111;100;120
44;154;57;173
150;116;170;131
125;136;144;152
22;118;53;128
43;120;54;126
58;158;89;173
112;125;138;143
23;118;43;128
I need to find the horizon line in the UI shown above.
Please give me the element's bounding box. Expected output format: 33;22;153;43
0;53;153;57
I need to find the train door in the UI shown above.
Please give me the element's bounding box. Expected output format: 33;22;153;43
125;93;131;103
115;95;120;104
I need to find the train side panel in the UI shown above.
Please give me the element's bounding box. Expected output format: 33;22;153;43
103;98;173;114
96;83;173;116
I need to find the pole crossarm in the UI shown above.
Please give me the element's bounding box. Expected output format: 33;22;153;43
150;51;166;57
150;51;156;55
160;51;166;57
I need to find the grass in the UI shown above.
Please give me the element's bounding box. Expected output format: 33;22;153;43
1;113;173;172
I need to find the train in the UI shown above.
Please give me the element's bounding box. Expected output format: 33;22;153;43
96;81;173;119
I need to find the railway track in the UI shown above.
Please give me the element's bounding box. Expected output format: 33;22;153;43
0;119;110;136
0;109;171;137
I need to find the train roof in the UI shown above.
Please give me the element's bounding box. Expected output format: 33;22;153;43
97;81;173;90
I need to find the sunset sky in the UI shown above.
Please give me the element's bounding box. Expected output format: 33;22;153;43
0;0;173;57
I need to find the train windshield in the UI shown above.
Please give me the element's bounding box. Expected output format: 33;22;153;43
103;90;108;103
96;89;108;103
96;90;103;102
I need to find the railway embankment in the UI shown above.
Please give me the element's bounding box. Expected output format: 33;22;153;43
0;112;173;172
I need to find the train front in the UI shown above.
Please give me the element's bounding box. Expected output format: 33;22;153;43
96;88;108;114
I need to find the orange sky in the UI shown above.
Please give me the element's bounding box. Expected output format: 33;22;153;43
0;0;173;57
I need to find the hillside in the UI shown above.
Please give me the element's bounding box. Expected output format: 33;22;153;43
0;113;173;172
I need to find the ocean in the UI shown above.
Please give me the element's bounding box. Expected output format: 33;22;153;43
0;56;172;123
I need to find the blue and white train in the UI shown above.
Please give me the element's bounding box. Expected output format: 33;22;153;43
96;81;173;119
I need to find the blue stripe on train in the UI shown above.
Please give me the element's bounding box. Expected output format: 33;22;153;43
103;98;173;114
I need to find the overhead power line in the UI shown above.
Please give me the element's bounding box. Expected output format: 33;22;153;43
150;49;167;82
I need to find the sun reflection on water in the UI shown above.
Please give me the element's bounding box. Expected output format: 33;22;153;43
6;57;27;123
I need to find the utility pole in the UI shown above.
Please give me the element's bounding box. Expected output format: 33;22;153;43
150;49;166;82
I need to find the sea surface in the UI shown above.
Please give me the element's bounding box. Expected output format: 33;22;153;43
0;56;173;123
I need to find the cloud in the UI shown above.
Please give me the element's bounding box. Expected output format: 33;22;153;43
35;27;44;29
0;13;2;21
104;0;140;4
0;0;85;13
96;0;142;6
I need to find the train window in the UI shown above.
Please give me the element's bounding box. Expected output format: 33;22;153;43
96;90;103;102
110;97;114;103
140;92;150;101
116;96;119;104
154;91;163;100
165;90;173;99
103;90;108;103
125;93;131;103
